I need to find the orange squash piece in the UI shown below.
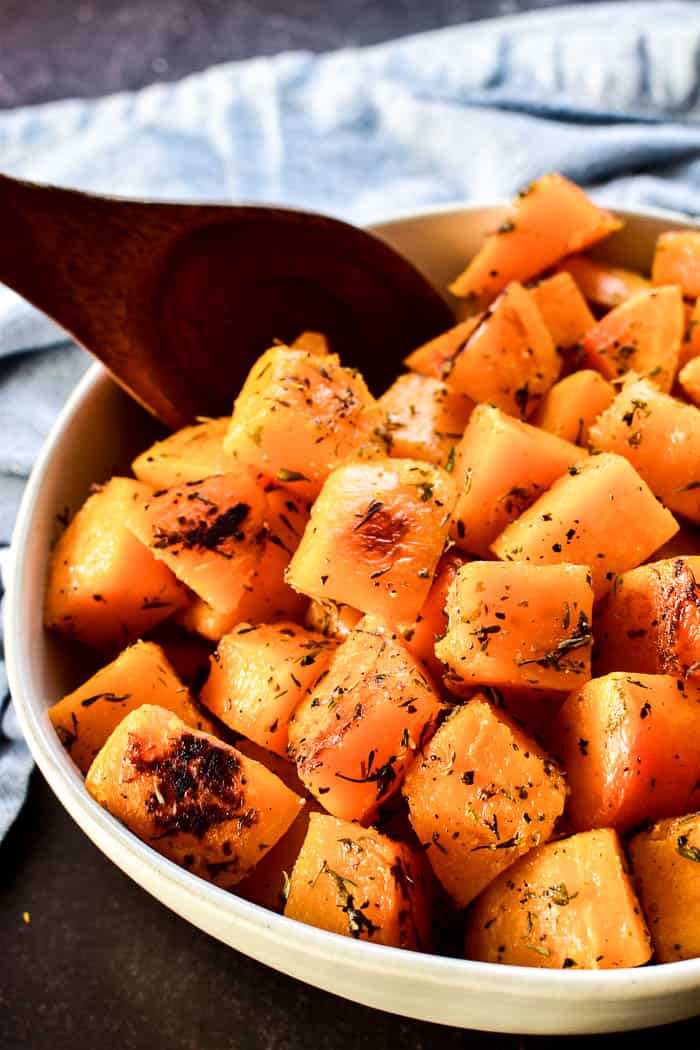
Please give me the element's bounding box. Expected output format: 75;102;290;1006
403;314;483;378
144;624;214;693
403;698;566;908
491;453;678;600
175;486;309;638
289;617;443;823
629;812;700;963
200;621;337;757
595;557;700;681
86;705;304;889
44;477;187;651
304;599;362;641
450;404;584;556
236;801;322;912
679;297;700;369
679;355;700;407
528;271;595;350
582;285;683;392
376;373;473;468
286;458;456;626
285;812;432;950
127;471;267;615
558;255;650;308
532;369;615;447
588;376;700;525
436;561;593;695
554;672;700;832
446;282;560;418
466;829;651;970
652;230;700;298
49;640;214;773
290;330;330;355
449;174;621;302
223;346;379;499
131;417;234;489
402;548;470;682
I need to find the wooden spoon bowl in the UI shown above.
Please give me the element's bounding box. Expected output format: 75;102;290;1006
0;174;453;428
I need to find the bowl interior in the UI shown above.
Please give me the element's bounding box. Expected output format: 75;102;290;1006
8;199;700;1035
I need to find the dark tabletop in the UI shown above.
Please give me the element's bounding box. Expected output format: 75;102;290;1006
2;1;696;1048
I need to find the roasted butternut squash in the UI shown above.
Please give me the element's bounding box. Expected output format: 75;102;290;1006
286;458;456;626
595;557;700;681
200;621;336;757
588;376;700;525
466;829;651;969
652;230;700;298
679;354;700;407
554;672;700;832
450;404;584;556
532;369;615;447
127;470;268;614
403;698;566;908
446;282;560;418
449;174;621;302
45;477;187;651
289;617;443;823
559;255;650;308
402;548;471;683
86;705;304;888
528;271;595;350
223;346;379;499
436;561;593;694
629;812;700;963
491;453;678;600
285;812;431;950
582;286;683;392
403;314;483;379
49;640;214;773
131;417;234;489
376;373;473;468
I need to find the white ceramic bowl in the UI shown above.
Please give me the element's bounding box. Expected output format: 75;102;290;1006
8;201;700;1036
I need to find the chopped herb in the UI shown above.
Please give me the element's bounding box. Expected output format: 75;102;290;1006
277;468;310;483
677;835;700;862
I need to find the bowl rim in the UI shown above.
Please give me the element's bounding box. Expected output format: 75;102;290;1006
8;196;700;1000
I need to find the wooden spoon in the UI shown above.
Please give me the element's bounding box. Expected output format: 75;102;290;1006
0;174;453;429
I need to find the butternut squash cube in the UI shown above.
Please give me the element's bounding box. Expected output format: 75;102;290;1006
402;548;470;683
289;617;443;823
558;255;650;308
449;173;621;303
403;314;483;379
528;271;595;350
200;621;337;757
86;705;304;889
436;561;593;695
588;376;700;525
286;458;456;626
652;230;700;297
44;477;187;651
679;355;700;407
376;373;473;468
304;600;362;641
596;557;700;681
629;812;700;962
582;286;683;392
491;453;678;600
223;346;379;499
554;672;700;832
450;404;584;556
127;470;267;615
285;812;432;950
403;698;566;908
446;282;560;419
49;640;214;773
132;417;234;489
466;829;651;970
532;369;615;447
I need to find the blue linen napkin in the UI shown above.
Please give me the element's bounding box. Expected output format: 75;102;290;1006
4;0;700;840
